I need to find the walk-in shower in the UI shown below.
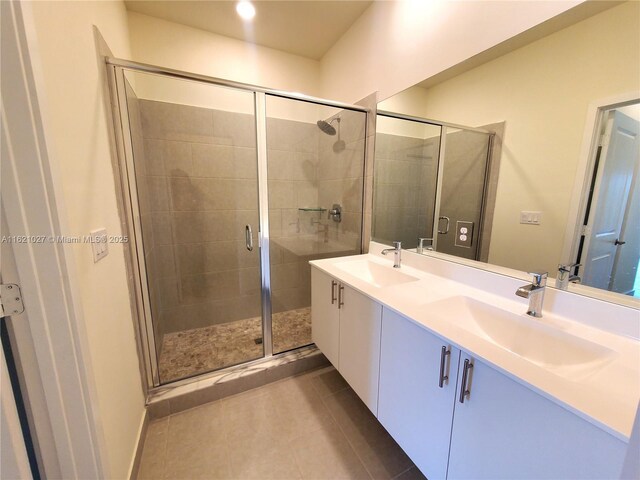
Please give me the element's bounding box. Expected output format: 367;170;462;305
108;60;368;387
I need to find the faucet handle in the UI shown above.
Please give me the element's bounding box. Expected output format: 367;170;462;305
558;263;581;273
528;271;548;287
393;241;402;249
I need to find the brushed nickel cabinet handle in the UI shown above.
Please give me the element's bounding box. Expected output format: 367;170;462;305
439;346;451;388
338;284;344;309
331;280;337;305
459;358;474;403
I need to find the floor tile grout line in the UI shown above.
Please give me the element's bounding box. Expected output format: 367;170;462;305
319;388;375;480
391;466;416;480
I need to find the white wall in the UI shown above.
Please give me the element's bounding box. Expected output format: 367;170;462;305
128;11;322;97
320;0;582;103
22;1;145;478
394;1;640;275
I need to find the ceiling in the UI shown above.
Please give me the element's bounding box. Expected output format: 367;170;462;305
125;0;372;60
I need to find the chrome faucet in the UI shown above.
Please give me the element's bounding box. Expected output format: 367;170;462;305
417;237;433;254
555;263;581;290
515;271;548;318
381;241;402;268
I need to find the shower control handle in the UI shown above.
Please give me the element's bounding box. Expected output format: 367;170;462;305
331;280;337;305
245;225;253;251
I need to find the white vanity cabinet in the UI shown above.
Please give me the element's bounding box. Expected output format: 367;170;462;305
311;267;382;413
379;307;627;480
447;354;627;480
378;308;461;480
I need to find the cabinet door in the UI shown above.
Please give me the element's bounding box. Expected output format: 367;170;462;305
378;308;460;480
448;355;627;480
338;284;382;414
311;268;340;367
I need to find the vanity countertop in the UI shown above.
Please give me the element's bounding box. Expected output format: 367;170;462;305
310;245;640;441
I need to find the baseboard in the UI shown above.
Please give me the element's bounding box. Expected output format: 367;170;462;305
128;408;149;480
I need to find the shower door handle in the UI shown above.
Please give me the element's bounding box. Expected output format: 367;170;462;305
438;216;450;235
245;225;253;251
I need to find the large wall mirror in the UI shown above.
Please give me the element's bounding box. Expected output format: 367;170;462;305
373;1;640;306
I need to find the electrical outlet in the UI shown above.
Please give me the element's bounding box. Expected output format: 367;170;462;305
90;228;108;263
520;211;542;225
455;221;474;248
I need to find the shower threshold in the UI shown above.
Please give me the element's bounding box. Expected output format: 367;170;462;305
158;307;311;384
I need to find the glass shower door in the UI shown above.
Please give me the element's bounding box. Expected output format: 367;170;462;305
120;70;264;384
264;95;367;354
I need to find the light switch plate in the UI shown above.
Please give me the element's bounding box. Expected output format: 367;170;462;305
520;211;542;225
90;228;108;263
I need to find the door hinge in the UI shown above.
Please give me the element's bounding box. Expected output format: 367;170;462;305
0;284;25;317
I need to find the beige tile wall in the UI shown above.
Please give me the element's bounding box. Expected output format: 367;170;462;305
372;133;440;248
138;99;261;336
317;109;367;253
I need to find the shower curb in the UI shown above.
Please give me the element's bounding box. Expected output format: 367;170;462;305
146;347;329;419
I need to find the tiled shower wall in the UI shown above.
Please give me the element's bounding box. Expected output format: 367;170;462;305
266;117;319;318
317;110;367;253
373;133;440;248
133;99;366;340
137;99;261;338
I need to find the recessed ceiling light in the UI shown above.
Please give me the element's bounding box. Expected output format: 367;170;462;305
236;1;256;21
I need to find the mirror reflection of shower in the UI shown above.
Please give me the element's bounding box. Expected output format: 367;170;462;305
317;116;346;153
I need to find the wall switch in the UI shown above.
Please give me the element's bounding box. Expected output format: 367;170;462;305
520;211;542;225
90;228;108;263
455;221;474;248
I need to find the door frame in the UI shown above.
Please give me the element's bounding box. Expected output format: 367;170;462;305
561;92;640;267
1;1;107;477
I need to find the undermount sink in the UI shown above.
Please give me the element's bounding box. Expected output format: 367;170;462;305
333;259;420;288
427;296;615;379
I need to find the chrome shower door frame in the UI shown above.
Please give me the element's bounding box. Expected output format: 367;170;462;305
107;59;370;391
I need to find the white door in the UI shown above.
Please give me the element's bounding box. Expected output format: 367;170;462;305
338;284;382;414
610;137;640;294
583;111;640;289
311;268;340;367
378;308;460;480
447;355;626;479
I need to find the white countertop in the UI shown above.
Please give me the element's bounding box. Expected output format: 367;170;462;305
310;245;640;441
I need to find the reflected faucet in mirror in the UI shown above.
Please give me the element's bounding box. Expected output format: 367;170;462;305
556;263;582;290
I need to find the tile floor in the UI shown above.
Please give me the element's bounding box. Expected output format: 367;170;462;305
159;308;312;383
137;367;426;480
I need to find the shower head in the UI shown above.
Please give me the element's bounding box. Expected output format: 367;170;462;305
316;117;340;136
